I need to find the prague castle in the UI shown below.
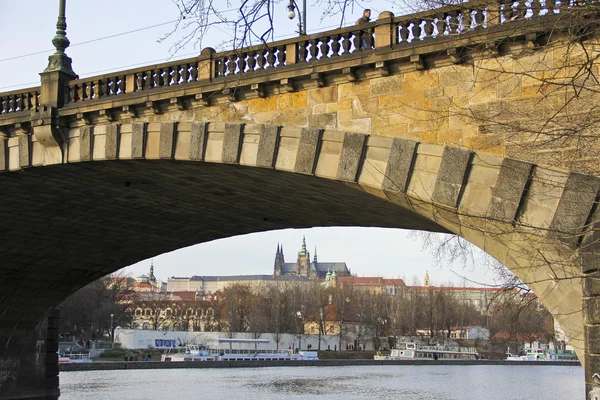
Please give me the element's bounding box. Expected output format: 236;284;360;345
168;237;350;293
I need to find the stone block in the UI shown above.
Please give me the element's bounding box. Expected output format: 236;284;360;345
277;92;307;109
307;87;337;106
222;124;243;164
256;125;280;168
549;173;600;247
432;147;472;207
189;122;208;161
338;81;370;102
584;273;600;296
104;124;119;160
584;297;600;324
581;221;600;274
309;113;337;129
78;126;92;162
587;325;600;354
247;97;277;113
131;123;146;159
382;138;417;193
487;158;533;222
294;128;322;174
336;132;367;182
159;123;176;159
18;134;30;168
371;75;404;97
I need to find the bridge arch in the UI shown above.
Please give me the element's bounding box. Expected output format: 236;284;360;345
1;120;594;366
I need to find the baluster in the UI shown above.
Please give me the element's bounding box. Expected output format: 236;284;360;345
515;0;527;19
474;8;486;28
145;70;153;89
154;69;162;88
321;37;330;59
83;82;90;100
546;0;557;13
182;64;190;83
340;33;351;54
309;39;318;60
399;23;409;43
330;34;340;57
26;92;34;110
423;18;434;39
433;15;445;37
365;27;374;49
529;0;542;16
461;10;472;32
15;94;23;111
247;51;256;71
190;63;198;81
136;73;144;91
2;97;8;114
266;49;275;69
275;46;285;66
224;57;232;76
118;76;125;94
69;85;77;103
111;77;118;96
448;11;459;34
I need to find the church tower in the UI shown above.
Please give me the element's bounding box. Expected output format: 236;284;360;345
297;236;310;277
148;260;157;283
424;271;431;287
274;243;285;276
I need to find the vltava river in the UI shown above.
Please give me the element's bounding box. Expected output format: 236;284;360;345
60;365;583;399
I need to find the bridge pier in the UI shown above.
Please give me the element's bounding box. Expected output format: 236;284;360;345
0;308;59;400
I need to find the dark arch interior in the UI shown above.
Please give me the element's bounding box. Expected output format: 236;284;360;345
1;160;447;323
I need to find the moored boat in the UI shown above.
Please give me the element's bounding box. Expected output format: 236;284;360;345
161;338;318;362
374;342;480;361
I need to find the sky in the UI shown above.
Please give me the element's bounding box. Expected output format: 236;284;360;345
0;1;501;287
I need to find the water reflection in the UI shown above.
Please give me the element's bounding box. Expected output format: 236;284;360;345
60;365;584;400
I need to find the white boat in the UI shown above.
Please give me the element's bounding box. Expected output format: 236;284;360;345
374;342;480;361
161;338;318;362
505;347;575;361
58;353;92;363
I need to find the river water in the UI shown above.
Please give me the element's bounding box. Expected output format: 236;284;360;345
60;365;584;399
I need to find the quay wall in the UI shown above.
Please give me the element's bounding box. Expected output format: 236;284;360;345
60;359;581;372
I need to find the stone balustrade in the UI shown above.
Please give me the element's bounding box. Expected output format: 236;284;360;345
0;87;40;115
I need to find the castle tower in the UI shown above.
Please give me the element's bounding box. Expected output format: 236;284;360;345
274;243;285;276
297;236;310;277
148;260;157;283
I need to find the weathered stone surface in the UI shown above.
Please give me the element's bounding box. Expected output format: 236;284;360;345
584;297;600;324
0;136;6;171
159;123;176;159
549;173;600;247
336;132;366;182
256;125;279;168
131;123;146;159
581;220;600;274
586;325;600;354
583;271;600;296
18;134;30;168
432;147;472;207
79;126;93;162
104;124;119;160
222;123;243;164
189;122;208;161
487;158;533;222
295;128;322;174
382;138;418;193
309;113;337;129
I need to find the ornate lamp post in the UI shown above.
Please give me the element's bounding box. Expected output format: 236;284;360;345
110;313;114;348
45;0;77;77
287;0;307;36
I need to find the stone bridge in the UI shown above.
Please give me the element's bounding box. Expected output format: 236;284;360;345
0;0;599;398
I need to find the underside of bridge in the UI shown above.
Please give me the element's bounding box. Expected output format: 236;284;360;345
0;159;446;399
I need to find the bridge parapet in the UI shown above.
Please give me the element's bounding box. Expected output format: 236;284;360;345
0;0;588;119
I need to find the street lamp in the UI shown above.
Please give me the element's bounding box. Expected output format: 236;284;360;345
287;0;307;36
110;313;114;348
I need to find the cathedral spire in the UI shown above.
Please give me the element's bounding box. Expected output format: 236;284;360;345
149;260;156;283
314;247;318;263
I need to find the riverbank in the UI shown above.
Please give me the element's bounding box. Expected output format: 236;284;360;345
60;358;580;372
